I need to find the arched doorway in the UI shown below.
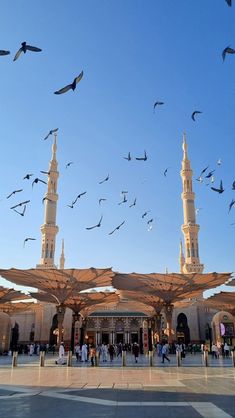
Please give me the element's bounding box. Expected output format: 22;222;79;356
211;311;235;346
176;313;190;344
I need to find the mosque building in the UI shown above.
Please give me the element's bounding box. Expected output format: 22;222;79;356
0;133;234;353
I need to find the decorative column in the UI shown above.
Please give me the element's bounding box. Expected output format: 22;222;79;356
155;312;162;342
164;304;174;344
56;305;66;346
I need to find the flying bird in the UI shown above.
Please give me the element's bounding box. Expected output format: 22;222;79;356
67;192;87;208
13;42;42;61
13;205;26;217
86;215;103;230
99;198;107;205
211;180;224;194
196;176;203;183
147;218;153;224
32;178;47;188
118;194;127;205
142;211;150;219
129;198;137;208
23;237;36;247
54;71;83;95
228;199;235;213
0;50;10;56
123;152;131;161
23;173;33;180
164;167;170;177
43;128;58;141
232;181;235;190
10;200;30;210
153;101;164;111
191;111;202;121
136;150;147;161
108;221;125;235
222;46;235;61
7;189;23;199
225;0;232;6
99;174;109;184
195;208;202;215
66;162;73;169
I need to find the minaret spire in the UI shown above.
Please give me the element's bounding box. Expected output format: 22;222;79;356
180;133;204;274
179;240;185;273
36;132;59;269
59;239;65;269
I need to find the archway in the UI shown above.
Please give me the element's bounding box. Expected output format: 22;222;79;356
211;311;235;346
176;313;190;344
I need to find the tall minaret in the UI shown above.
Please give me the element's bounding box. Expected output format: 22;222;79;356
179;240;185;274
36;133;59;269
180;133;204;274
59;239;65;269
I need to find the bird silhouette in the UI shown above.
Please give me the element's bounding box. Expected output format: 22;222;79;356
153;101;164;111
142;211;150;219
136;150;147;161
205;170;215;179
99;198;107;205
86;215;103;230
164;167;170;177
7;189;23;199
191;111;202;121
99;174;109;184
222;46;235;61
124;152;131;161
225;0;232;6
10;200;30;210
129;198;137;208
66;162;73;169
118;194;127;205
32;178;47;188
54;71;83;95
0;50;10;56
43;128;58;141
108;221;125;235
23;237;36;247
13;42;42;61
13;205;26;217
147;218;153;224
67;192;87;208
228;199;235;213
232;181;235;190
196;176;203;183
23;173;33;180
211;180;224;194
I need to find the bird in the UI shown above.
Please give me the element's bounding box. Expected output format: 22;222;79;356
0;50;10;56
10;200;30;210
86;215;103;230
225;0;232;6
67;192;87;208
42;197;53;204
199;166;209;177
136;150;147;161
108;221;125;235
142;211;150;219
211;180;224;194
40;170;50;175
205;170;215;179
195;208;202;215
232;181;235;190
6;189;23;199
228;199;235;213
123;152;131;161
13;42;42;61
191;111;202;121
32;178;47;188
23;173;33;180
147;218;153;224
13;205;26;217
99;198;107;205
217;159;222;166
66;162;73;169
99;174;109;184
43;128;58;141
196;176;203;183
222;46;235;61
23;237;36;247
153;101;164;111
54;71;83;95
164;167;170;177
118;194;127;205
129;198;137;208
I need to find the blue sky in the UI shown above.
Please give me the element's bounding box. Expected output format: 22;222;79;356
0;0;234;295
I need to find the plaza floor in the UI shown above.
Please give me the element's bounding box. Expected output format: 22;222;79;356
0;353;234;418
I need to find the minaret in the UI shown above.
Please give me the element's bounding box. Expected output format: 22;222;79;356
59;239;65;269
180;133;204;274
179;240;185;274
36;133;59;269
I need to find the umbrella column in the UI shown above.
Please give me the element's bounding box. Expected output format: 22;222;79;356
164;304;174;344
71;313;82;350
155;312;162;342
56;305;66;345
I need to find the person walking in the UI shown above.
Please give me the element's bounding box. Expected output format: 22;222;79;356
81;343;88;362
132;342;139;363
224;342;230;358
108;344;115;362
89;344;96;366
74;343;81;362
161;343;170;363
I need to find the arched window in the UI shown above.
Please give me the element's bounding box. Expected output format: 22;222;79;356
45;243;49;258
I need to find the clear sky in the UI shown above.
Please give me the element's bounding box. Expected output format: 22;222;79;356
0;0;234;296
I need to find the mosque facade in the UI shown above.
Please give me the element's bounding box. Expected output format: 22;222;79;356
1;134;234;353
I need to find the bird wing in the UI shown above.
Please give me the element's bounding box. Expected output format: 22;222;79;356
43;132;50;140
117;221;125;229
226;0;232;6
54;84;72;95
86;224;96;230
98;215;103;225
52;128;59;133
222;47;229;61
220;180;223;190
13;47;23;61
0;50;10;56
6;192;13;199
39;179;47;185
232;181;235;189
136;157;144;160
74;71;84;85
211;186;220;193
26;45;42;52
